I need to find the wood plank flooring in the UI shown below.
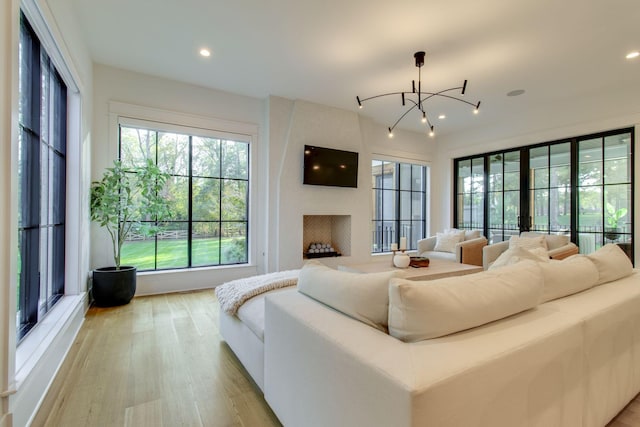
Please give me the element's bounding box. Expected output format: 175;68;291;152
32;290;280;427
32;289;640;427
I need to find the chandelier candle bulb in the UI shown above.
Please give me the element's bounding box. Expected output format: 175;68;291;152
400;237;407;250
390;243;398;251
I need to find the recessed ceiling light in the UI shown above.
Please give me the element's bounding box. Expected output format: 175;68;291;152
199;48;211;57
626;51;639;59
507;89;526;97
438;114;446;120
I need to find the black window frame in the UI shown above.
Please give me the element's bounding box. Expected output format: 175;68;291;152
371;159;428;253
118;124;250;271
17;12;67;341
453;127;634;261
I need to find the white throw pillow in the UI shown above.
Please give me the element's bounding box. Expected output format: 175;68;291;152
297;260;401;332
586;244;633;285
434;231;464;253
489;246;549;270
539;255;599;303
388;261;543;342
509;235;548;251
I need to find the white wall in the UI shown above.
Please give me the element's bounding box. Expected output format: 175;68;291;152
267;96;434;271
91;64;267;294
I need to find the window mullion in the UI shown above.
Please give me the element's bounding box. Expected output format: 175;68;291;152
188;136;193;267
396;163;401;247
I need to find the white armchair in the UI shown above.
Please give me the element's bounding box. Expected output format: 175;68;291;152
483;232;579;270
417;231;487;266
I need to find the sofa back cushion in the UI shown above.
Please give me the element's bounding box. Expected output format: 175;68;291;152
388;261;543;342
464;229;482;240
539;255;599;303
520;232;569;251
445;228;482;241
509;234;549;251
586;243;634;285
297;260;401;332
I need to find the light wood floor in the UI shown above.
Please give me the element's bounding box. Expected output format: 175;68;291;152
33;290;281;427
32;289;640;427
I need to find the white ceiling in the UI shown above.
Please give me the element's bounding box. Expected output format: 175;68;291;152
69;0;639;140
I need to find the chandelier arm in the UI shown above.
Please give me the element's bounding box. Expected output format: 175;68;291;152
431;93;479;108
358;92;408;103
414;90;478;108
389;102;420;132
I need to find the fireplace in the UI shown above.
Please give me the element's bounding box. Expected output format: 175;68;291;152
302;215;351;259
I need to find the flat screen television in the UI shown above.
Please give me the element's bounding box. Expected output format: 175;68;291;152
303;145;358;188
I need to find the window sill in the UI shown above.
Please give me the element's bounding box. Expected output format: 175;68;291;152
136;262;256;276
15;293;87;388
134;264;260;296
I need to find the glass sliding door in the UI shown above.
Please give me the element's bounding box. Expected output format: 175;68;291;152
529;142;571;234
455;158;484;230
487;150;521;243
453;127;633;262
577;132;633;256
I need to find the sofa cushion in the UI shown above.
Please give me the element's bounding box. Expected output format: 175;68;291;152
509;234;548;251
388;261;543;341
539;255;599;303
434;230;464;253
297;260;401;332
446;228;481;241
464;229;482;240
419;250;456;262
586;243;633;285
521;232;569;251
489;246;549;270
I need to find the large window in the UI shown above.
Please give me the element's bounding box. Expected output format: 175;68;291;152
17;13;67;340
371;160;428;253
119;124;250;270
454;128;634;259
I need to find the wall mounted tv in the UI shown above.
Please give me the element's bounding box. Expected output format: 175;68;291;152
303;145;359;188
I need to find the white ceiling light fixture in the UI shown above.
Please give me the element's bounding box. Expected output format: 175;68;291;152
199;48;211;57
356;51;481;138
438;114;446;119
626;51;639;59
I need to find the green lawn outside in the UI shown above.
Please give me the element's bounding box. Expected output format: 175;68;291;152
121;237;245;270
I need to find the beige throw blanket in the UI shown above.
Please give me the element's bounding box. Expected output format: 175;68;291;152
215;270;300;315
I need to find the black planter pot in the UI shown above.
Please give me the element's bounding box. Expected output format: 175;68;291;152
604;227;621;242
92;266;137;307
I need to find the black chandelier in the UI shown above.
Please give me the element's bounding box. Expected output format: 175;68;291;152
356;51;481;138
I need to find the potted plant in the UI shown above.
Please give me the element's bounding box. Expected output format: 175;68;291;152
90;159;171;306
604;202;628;242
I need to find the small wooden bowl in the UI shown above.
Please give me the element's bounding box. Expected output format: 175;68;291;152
409;257;430;268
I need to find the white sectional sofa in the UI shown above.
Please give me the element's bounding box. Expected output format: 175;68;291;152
260;245;640;427
218;244;639;426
